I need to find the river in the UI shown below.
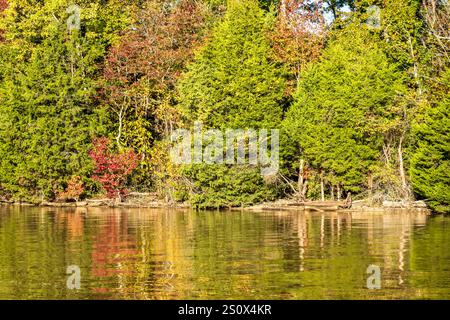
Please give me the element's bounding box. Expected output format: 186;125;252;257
0;206;449;299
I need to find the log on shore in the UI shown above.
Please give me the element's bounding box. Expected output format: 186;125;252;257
247;199;351;211
302;201;351;211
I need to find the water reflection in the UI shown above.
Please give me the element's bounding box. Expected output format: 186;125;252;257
0;206;448;299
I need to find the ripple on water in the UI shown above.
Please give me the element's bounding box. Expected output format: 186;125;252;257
0;206;448;299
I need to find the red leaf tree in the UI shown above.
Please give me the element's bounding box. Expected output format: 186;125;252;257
0;0;8;42
0;0;7;12
57;176;84;202
89;137;139;200
271;0;326;95
102;0;212;141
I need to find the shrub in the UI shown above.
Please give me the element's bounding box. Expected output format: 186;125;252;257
89;137;139;200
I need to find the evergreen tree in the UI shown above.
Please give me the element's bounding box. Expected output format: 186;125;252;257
283;21;406;198
176;0;286;208
179;0;285;130
410;69;450;213
0;0;130;201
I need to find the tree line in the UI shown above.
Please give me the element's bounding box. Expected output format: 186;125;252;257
0;0;448;212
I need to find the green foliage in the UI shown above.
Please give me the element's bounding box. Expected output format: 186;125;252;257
410;69;450;213
176;0;285;208
380;0;424;70
283;21;406;195
179;0;285;130
0;0;130;201
179;164;278;209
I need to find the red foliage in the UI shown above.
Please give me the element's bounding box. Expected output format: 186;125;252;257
58;176;84;202
0;0;8;42
101;0;210;136
104;0;206;91
0;0;7;12
89;137;139;199
272;0;326;95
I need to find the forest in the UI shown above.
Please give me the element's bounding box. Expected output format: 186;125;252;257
0;0;448;212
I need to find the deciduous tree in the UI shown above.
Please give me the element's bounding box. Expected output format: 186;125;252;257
89;137;138;200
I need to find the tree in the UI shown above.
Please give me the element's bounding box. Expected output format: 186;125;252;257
101;0;220;193
324;0;355;20
181;164;278;209
270;0;326;96
57;175;84;202
0;0;131;202
283;21;407;201
179;0;286;130
422;0;450;73
410;68;450;213
89;137;138;200
176;0;286;208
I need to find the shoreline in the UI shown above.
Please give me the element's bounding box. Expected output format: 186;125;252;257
0;199;190;209
0;197;432;214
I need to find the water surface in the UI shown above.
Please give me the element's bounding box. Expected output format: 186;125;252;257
0;206;449;299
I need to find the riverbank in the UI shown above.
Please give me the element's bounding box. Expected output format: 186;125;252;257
0;194;432;214
244;198;431;213
0;192;189;209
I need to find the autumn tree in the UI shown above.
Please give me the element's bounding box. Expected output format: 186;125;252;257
57;176;84;202
0;0;131;202
89;137;138;200
271;0;326;95
102;0;220;192
422;0;450;73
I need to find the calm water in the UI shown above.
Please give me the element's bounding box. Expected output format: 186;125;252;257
0;206;449;300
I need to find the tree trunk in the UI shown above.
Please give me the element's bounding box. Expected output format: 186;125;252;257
116;105;124;147
302;180;308;199
298;159;304;200
408;35;423;97
345;192;352;208
398;135;408;199
114;193;121;206
337;184;341;201
320;171;325;201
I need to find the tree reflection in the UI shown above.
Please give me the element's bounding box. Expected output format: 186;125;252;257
0;206;447;299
